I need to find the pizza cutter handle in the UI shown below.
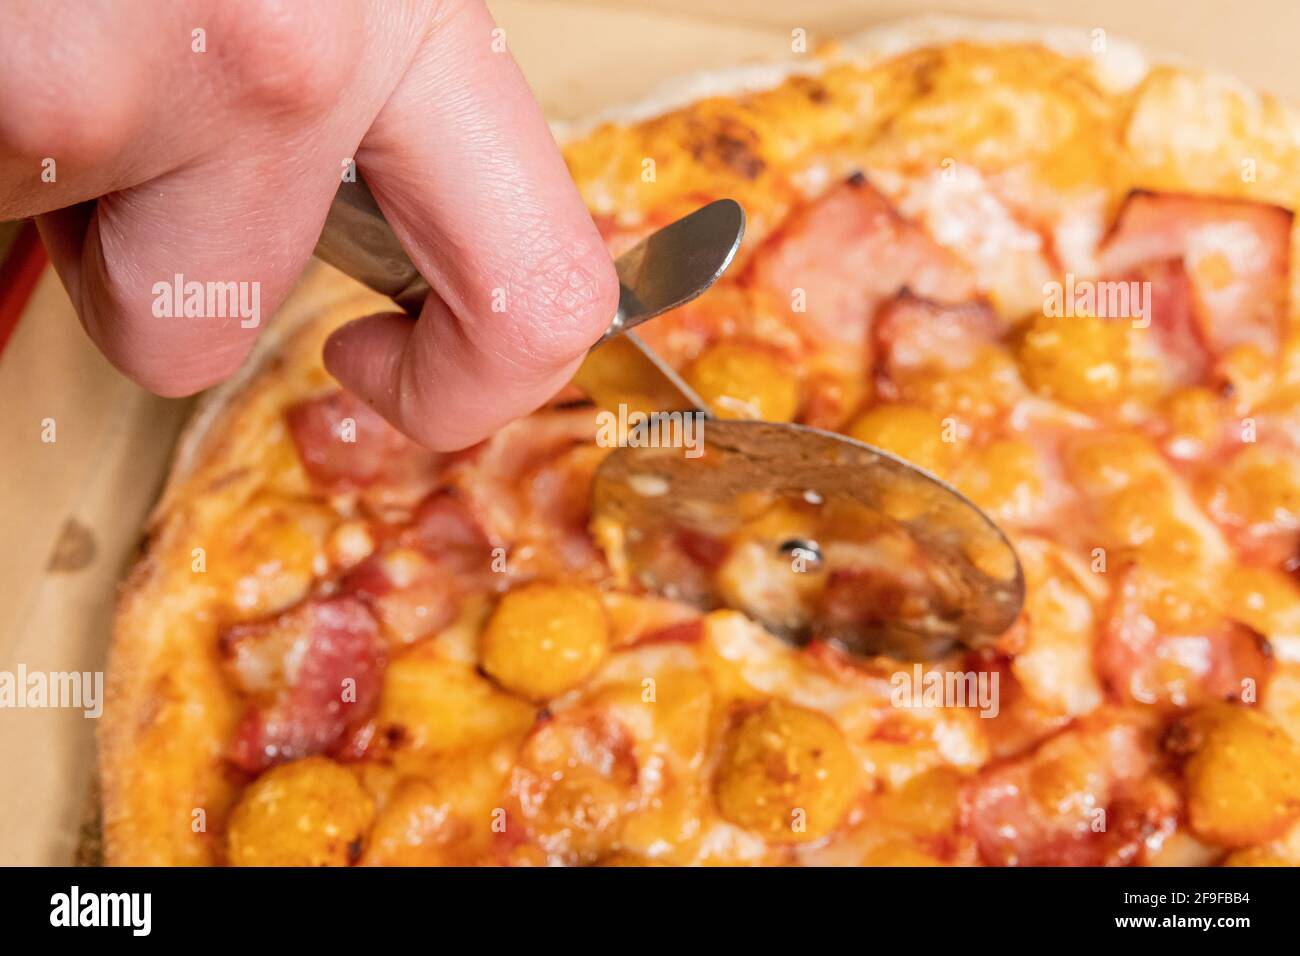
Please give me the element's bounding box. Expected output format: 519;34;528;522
314;175;746;342
314;174;432;315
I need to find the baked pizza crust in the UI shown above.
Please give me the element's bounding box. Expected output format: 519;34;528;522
101;269;391;864
100;15;1300;865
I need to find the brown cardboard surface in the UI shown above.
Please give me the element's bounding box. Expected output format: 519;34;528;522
0;268;193;865
0;0;1294;865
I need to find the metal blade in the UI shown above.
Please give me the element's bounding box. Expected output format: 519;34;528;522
591;419;1026;661
599;199;745;343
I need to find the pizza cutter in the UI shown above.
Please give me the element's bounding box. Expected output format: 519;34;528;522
316;177;1024;660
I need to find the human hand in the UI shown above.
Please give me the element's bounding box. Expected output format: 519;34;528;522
0;0;618;449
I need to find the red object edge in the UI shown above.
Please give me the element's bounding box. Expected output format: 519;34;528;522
0;221;48;358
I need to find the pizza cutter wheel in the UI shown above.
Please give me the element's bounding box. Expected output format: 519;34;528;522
316;177;1025;660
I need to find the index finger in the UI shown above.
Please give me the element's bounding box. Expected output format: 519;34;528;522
323;0;618;450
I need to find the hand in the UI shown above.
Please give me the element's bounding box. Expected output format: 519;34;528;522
0;0;618;449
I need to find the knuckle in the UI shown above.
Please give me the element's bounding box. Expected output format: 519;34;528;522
220;0;361;113
0;11;141;165
0;72;135;165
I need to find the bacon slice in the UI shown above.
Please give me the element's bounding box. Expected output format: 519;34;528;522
444;408;605;577
341;492;497;645
341;549;468;646
404;490;495;567
962;715;1177;866
1098;565;1272;709
1099;192;1292;360
1123;260;1210;387
518;443;609;571
748;176;976;350
286;390;443;493
872;293;1002;387
221;596;385;772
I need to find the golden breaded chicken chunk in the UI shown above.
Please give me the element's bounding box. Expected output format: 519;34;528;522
713;700;859;841
480;582;610;700
226;757;375;866
847;403;951;476
1171;704;1300;848
685;341;800;421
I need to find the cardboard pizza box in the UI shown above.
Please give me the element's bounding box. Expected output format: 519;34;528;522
0;0;1292;865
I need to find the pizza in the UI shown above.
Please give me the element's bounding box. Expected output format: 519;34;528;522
101;18;1300;866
